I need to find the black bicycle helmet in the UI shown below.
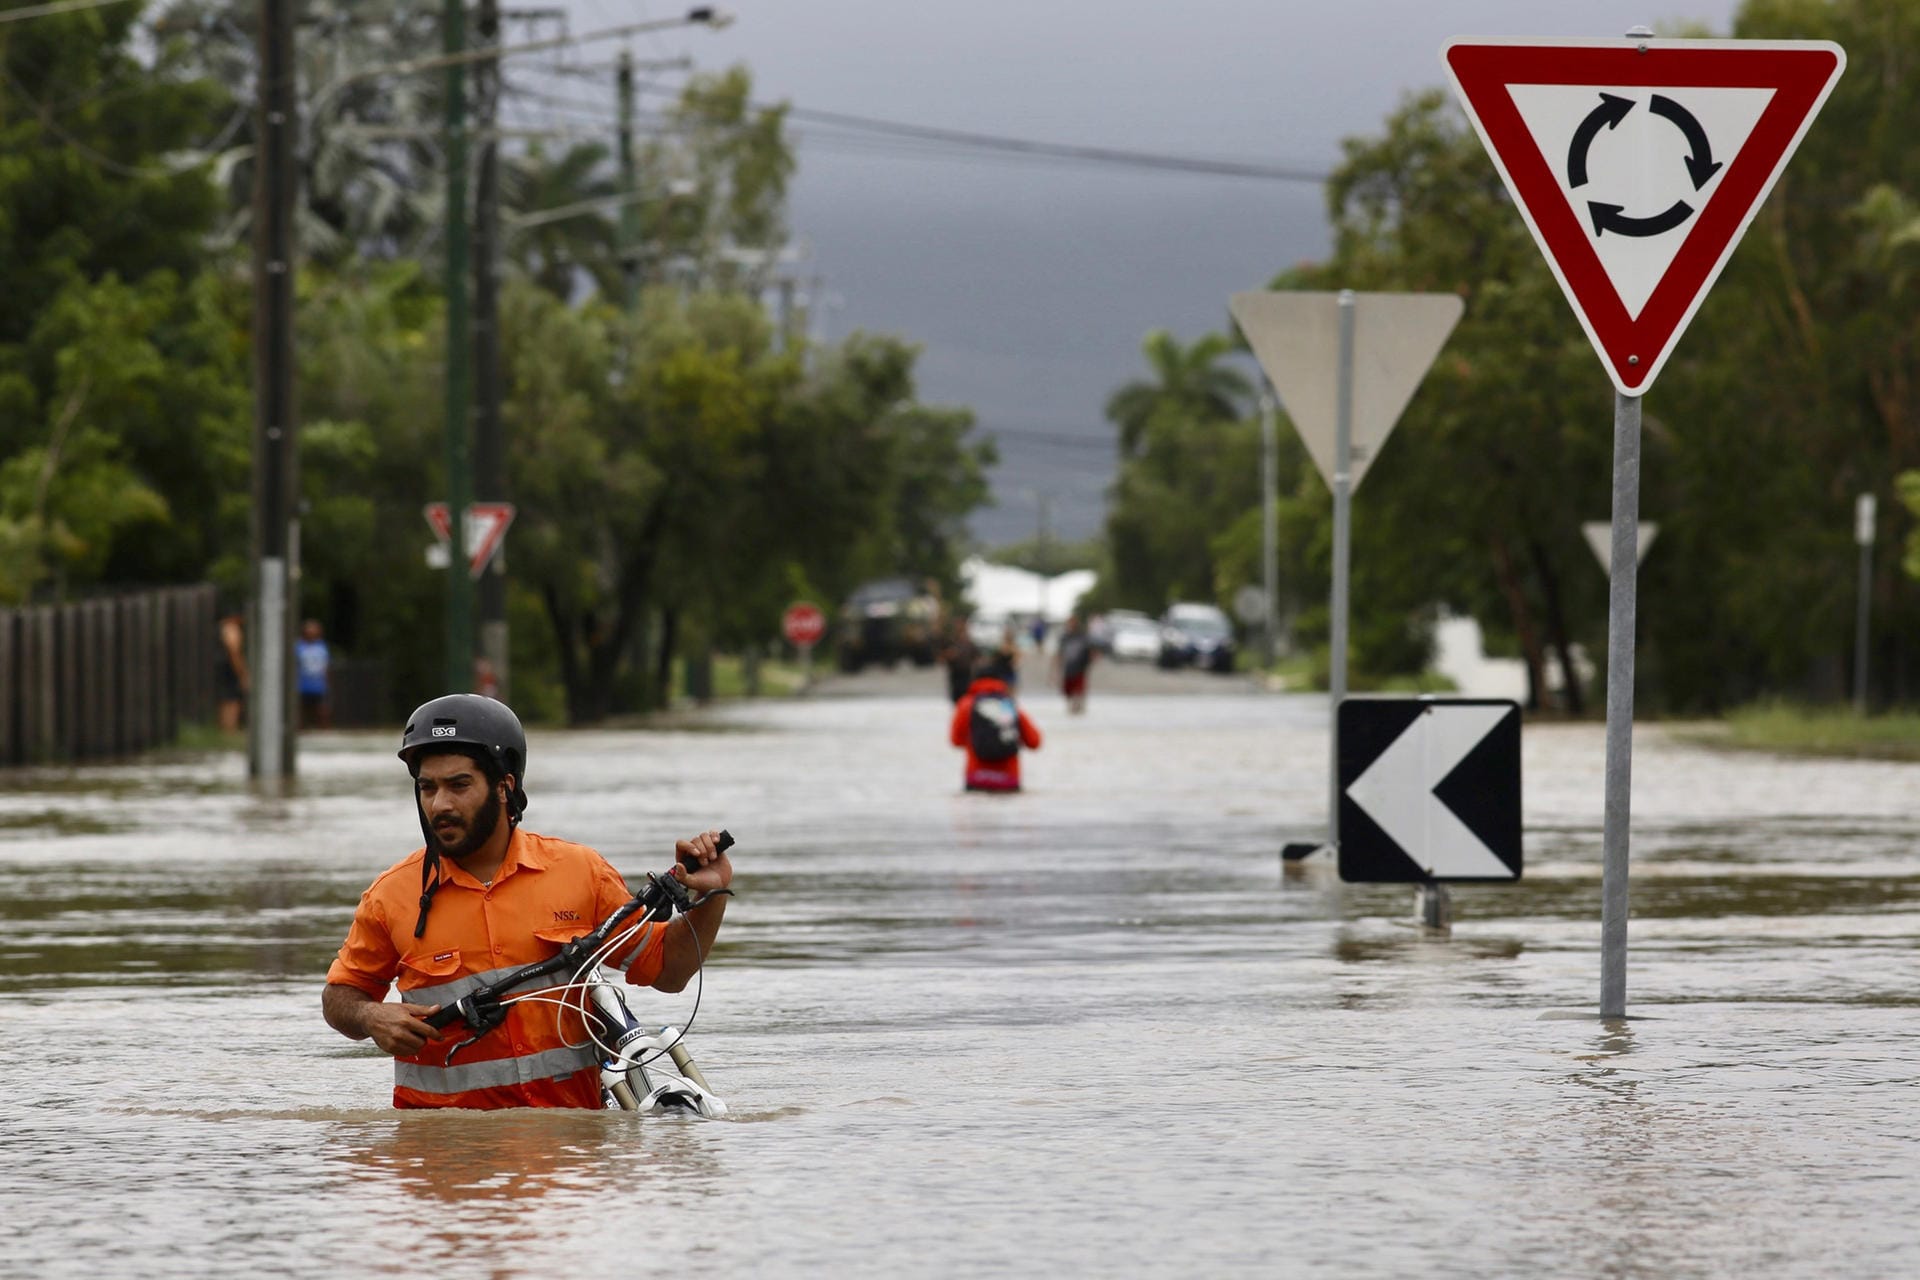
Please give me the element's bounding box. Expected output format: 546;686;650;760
399;694;529;936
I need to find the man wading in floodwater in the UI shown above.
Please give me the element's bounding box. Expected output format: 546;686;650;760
322;694;734;1108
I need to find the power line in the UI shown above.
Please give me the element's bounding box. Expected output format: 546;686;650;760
637;83;1329;185
0;0;137;26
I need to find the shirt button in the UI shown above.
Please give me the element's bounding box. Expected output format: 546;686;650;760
493;944;503;955
484;891;492;901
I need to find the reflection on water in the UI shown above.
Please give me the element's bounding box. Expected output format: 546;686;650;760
325;1110;728;1207
2;697;1918;1278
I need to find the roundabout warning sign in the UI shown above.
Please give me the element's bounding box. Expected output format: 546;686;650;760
1443;36;1845;395
1569;93;1718;238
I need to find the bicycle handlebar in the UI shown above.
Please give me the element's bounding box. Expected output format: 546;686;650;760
422;829;733;1034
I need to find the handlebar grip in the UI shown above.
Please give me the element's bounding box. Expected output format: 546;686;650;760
422;1004;460;1031
681;829;734;871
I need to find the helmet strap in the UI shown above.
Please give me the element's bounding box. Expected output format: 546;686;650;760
415;848;441;938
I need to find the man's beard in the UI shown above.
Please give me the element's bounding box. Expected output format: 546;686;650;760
432;787;504;860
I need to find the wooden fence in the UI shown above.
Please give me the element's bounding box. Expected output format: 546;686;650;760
0;584;216;766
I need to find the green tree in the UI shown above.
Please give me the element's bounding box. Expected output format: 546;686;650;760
1103;329;1251;458
502;142;621;299
0;2;246;604
156;0;447;261
1097;329;1258;613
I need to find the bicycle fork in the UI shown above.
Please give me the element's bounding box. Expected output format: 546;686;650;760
586;980;727;1118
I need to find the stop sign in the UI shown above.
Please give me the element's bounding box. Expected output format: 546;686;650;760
782;602;826;647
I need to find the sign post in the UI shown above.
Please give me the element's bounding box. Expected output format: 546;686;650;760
782;601;826;690
1229;289;1464;856
1854;493;1875;714
1445;28;1844;1017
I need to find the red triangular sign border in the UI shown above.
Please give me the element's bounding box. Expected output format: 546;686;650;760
423;501;517;578
465;503;515;579
1443;37;1845;396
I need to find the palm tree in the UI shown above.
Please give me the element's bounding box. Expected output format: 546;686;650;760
1104;329;1252;456
501;142;621;300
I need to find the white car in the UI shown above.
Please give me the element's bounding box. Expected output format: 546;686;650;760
1105;611;1162;662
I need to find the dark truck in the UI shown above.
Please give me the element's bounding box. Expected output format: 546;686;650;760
834;578;940;672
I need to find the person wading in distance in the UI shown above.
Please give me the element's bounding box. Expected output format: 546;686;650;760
322;694;735;1108
950;655;1042;793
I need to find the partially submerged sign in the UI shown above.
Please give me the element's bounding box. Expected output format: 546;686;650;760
1338;698;1522;883
1228;291;1464;491
1443;36;1845;396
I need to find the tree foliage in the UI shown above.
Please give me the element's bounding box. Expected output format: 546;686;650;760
1099;0;1920;710
0;3;245;605
0;20;996;726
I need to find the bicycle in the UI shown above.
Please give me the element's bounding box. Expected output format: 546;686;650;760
421;832;733;1118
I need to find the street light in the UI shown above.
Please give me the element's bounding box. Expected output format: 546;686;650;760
505;179;699;234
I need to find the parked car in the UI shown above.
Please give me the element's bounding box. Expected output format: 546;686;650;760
835;578;939;672
1157;602;1238;673
1104;610;1162;662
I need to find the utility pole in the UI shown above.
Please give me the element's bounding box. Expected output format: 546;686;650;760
617;49;641;308
250;0;297;783
473;0;508;699
441;0;474;695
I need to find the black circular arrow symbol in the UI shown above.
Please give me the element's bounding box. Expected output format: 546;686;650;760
1565;92;1724;238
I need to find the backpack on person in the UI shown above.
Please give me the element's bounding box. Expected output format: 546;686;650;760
968;692;1023;762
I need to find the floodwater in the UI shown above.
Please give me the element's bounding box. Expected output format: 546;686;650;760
2;677;1918;1279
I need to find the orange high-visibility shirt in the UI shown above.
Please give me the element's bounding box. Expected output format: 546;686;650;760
327;828;668;1109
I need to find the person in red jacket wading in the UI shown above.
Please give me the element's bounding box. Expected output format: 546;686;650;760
950;656;1042;792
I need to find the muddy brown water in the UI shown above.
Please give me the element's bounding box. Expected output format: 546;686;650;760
2;686;1916;1278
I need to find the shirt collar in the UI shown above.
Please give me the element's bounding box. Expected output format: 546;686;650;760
433;826;545;890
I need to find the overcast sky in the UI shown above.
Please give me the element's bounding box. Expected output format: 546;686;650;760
546;1;1746;545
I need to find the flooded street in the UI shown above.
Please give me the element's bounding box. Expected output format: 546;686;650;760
3;675;1918;1278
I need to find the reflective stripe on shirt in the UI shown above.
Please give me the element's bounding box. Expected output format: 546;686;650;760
395;1042;599;1096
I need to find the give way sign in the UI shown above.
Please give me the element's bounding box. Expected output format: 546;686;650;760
424;502;516;579
1443;36;1844;396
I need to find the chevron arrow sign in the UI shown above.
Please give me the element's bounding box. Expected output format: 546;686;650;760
1337;698;1523;883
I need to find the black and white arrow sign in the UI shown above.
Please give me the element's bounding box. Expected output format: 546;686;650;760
1337;698;1522;884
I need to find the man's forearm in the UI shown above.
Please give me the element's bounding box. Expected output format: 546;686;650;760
323;982;378;1039
654;894;727;992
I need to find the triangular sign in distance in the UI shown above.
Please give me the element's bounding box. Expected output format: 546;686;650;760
1229;291;1464;492
463;503;516;579
1443;37;1844;397
1581;520;1659;575
423;502;517;578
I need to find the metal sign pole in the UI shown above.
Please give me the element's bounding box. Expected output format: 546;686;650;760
1854;493;1875;714
1327;289;1356;847
1598;390;1643;1019
1260;386;1280;667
